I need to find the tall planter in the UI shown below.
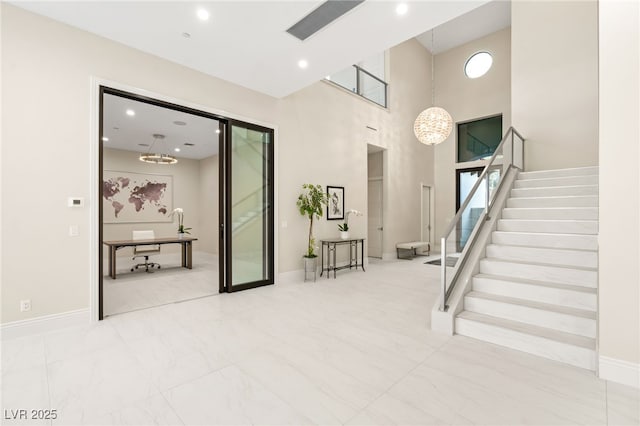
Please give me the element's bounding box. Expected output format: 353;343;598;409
297;184;328;281
303;256;317;282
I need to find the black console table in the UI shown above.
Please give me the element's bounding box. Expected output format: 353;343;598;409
320;237;366;279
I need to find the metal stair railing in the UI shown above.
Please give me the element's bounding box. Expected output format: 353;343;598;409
439;126;525;311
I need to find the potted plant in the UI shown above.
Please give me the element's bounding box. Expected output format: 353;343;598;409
170;207;192;238
338;209;362;239
296;184;328;281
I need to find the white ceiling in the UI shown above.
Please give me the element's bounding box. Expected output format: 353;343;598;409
103;93;219;160
12;0;504;98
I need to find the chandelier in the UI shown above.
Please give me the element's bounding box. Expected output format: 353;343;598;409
414;29;453;145
139;134;178;165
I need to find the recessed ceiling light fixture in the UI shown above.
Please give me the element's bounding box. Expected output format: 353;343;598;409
197;8;209;21
215;129;221;134
139;134;178;165
182;32;191;39
174;148;181;152
102;137;109;142
464;51;493;79
298;59;309;69
126;109;135;116
396;3;408;15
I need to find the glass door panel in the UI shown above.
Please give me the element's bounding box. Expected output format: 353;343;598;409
224;122;274;291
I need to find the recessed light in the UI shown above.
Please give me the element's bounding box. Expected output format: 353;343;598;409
325;75;331;80
396;3;408;15
215;129;221;134
298;59;308;69
102;137;109;142
126;109;135;116
182;32;191;39
174;148;181;152
197;8;209;21
173;120;187;126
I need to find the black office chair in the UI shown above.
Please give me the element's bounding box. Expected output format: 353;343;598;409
130;230;161;273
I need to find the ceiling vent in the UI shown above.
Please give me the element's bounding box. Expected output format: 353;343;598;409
286;0;365;41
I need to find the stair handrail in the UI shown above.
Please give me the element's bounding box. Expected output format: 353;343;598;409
439;126;525;311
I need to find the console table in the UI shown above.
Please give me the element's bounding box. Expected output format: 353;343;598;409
320;237;366;279
103;236;197;279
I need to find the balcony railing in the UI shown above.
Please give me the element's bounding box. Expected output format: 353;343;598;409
325;65;387;108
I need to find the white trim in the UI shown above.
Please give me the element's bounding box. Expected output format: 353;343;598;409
599;356;640;388
1;309;90;340
420;183;435;245
89;77;279;322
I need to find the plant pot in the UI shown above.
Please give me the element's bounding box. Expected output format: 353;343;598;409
303;256;317;282
178;233;185;239
340;231;349;240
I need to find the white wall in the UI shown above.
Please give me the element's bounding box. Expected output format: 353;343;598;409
597;0;640;381
198;155;219;255
511;1;598;171
433;28;511;247
0;5;433;323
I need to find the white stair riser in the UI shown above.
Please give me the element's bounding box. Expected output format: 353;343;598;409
511;185;598;198
472;276;597;311
464;296;596;338
518;167;599;180
502;208;599;220
486;245;597;268
479;260;597;288
514;175;599;189
491;231;598;250
455;317;596;370
497;219;598;235
507;196;598;208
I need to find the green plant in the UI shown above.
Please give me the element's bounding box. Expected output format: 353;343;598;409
338;223;349;232
296;184;328;257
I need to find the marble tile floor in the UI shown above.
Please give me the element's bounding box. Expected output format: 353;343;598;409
2;259;638;425
103;252;219;317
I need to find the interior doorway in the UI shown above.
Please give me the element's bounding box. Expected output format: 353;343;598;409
98;86;274;319
367;146;384;259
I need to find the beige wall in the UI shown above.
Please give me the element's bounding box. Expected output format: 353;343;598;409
367;151;383;179
598;0;640;368
1;5;433;323
512;1;598;171
198;155;219;255
433;28;512;247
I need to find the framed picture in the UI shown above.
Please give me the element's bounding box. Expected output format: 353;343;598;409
327;186;344;220
103;170;173;223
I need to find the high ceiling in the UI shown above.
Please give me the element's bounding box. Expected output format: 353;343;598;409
12;0;508;98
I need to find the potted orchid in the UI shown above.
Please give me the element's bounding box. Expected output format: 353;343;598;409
338;209;362;239
170;207;192;238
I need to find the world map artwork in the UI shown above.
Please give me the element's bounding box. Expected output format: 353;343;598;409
103;171;173;223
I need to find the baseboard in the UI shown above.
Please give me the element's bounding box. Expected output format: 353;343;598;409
382;252;396;261
599;355;640;388
0;308;90;340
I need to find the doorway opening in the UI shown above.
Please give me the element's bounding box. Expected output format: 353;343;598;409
367;145;385;259
98;86;274;319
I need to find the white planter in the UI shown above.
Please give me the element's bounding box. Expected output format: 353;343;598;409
178;233;185;239
340;231;349;240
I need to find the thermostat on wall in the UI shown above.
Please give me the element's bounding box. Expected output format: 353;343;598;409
68;197;84;207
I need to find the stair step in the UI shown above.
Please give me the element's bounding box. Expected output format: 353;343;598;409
473;274;597;311
491;231;598;250
479;258;597;288
502;207;599;220
497;219;598;235
486;244;597;268
511;185;598;198
507;195;598;208
518;166;599;180
464;291;596;338
514;175;599;189
455;311;596;370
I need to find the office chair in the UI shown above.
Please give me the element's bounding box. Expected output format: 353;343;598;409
131;230;161;273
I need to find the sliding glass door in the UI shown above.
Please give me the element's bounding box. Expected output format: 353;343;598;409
220;121;274;292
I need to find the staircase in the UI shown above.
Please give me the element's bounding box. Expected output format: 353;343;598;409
455;166;599;370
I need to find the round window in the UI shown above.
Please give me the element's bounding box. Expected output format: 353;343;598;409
464;51;493;79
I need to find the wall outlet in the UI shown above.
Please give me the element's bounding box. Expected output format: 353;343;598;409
20;299;31;312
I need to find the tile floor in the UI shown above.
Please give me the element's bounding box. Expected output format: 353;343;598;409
103;252;218;316
2;259;639;425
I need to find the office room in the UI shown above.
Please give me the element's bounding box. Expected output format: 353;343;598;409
101;92;220;316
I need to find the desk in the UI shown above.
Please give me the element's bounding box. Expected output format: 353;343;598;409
320;237;365;279
103;236;198;279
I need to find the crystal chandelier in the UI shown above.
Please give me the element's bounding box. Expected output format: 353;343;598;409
414;29;453;145
139;134;178;165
